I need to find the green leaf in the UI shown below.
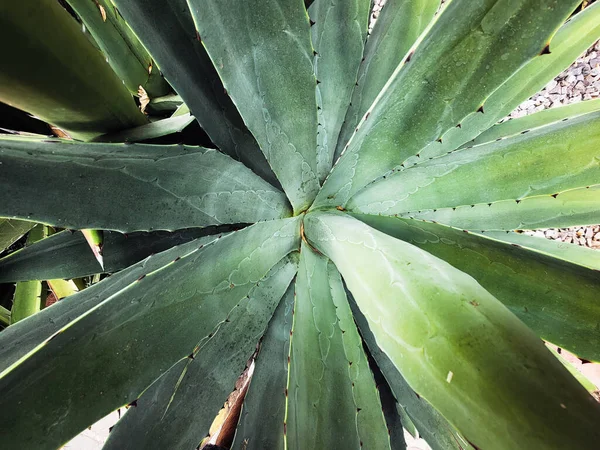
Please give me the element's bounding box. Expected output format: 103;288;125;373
312;0;581;210
304;211;600;449
406;185;600;231
347;110;600;230
0;233;227;373
285;242;390;449
10;281;42;325
308;0;370;181
353;213;600;362
110;0;277;186
347;289;472;450
0;306;10;327
0;137;291;232
187;0;320;213
146;94;183;116
334;0;441;162
0;218;35;253
412;2;600;162
0;1;146;141
231;278;296;450
104;255;298;450
0;228;230;283
0;217;301;449
93;114;195;143
478;230;600;272
462;98;600;148
63;0;170;97
10;225;49;324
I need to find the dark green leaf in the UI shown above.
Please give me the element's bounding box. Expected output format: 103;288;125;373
0;1;146;141
93;114;195;143
0;217;301;449
0;137;291;232
0;228;233;283
111;0;277;185
187;0;320;213
104;255;298;450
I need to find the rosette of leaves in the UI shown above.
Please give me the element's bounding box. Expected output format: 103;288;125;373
1;1;600;449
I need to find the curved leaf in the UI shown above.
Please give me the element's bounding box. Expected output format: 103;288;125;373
0;217;301;449
334;0;441;162
411;1;600;162
104;255;298;450
110;0;277;186
304;211;600;450
309;0;370;181
187;0;320;213
93;114;195;144
0;1;146;141
0;228;232;283
353;213;600;362
64;0;170;97
0;137;291;232
312;0;581;210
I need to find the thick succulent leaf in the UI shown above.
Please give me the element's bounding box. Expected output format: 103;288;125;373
407;185;600;230
0;218;34;253
10;225;48;324
0;137;291;232
47;279;79;301
347;110;600;230
308;0;370;181
231;280;296;450
334;0;441;162
286;242;390;449
104;255;298;450
411;2;600;162
463;98;600;148
304;211;600;450
10;281;42;325
0;217;300;449
479;230;600;272
187;0;320;213
0;306;10;327
312;0;581;210
110;0;277;186
0;233;228;373
146;94;183;116
64;0;170;97
93;114;195;143
0;228;230;283
0;1;146;141
347;289;472;450
354;213;600;362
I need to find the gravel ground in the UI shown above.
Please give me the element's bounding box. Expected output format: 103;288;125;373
510;39;600;248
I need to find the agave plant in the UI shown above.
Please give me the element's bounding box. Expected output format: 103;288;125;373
1;0;600;448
